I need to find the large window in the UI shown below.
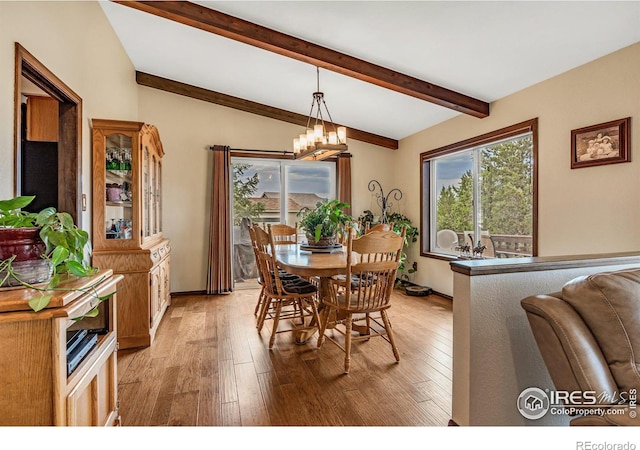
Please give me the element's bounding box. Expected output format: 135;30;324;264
420;119;538;259
230;157;336;287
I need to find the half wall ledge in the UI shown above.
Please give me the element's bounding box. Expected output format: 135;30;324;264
449;251;640;426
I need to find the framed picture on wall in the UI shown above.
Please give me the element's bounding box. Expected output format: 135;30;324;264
571;117;631;169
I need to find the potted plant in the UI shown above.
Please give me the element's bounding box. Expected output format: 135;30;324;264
388;212;419;286
0;195;103;313
297;199;354;247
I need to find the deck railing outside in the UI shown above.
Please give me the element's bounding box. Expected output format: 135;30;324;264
489;234;533;258
457;232;533;258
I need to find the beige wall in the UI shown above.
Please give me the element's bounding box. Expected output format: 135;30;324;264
398;42;640;296
137;86;395;292
0;1;138;228
3;2;638;297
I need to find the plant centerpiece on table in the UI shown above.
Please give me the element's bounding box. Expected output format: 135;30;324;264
297;199;354;247
0;195;103;313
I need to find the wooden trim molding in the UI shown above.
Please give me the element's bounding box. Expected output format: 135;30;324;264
118;1;489;118
137;71;398;150
420;118;539;161
14;43;83;226
170;290;206;297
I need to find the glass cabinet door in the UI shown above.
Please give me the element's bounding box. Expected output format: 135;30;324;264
142;146;150;239
151;154;157;236
157;160;162;234
104;133;133;241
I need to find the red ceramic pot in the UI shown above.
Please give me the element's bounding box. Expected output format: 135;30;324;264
0;227;46;261
0;227;52;287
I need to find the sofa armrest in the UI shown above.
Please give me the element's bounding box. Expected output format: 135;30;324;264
521;294;618;400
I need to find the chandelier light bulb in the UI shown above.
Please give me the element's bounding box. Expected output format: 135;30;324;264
314;124;324;142
306;129;315;148
337;126;347;144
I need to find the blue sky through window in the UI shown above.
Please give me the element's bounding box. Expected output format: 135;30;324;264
435;151;473;194
234;162;332;198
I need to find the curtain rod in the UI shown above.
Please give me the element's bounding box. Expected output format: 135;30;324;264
208;145;293;155
208;145;352;159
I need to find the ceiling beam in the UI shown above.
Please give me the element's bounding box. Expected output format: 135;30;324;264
136;72;399;150
116;1;490;118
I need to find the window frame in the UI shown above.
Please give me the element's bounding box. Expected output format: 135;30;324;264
419;118;539;260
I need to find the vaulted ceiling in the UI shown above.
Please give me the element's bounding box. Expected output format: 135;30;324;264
101;1;640;149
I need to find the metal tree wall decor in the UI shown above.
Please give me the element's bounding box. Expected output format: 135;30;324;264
368;180;403;224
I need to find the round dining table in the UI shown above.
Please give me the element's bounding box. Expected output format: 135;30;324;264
275;244;347;342
275;245;347;278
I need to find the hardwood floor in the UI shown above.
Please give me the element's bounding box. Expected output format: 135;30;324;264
117;287;453;426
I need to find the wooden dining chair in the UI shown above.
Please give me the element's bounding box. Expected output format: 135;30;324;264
317;226;406;373
364;222;394;234
249;223;300;319
247;223;267;316
253;224;321;348
333;222;396;291
269;223;298;245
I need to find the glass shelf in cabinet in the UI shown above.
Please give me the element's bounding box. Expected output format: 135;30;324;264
106;201;133;207
106;169;132;182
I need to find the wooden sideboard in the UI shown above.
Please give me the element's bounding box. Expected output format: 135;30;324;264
0;271;122;426
92;239;171;349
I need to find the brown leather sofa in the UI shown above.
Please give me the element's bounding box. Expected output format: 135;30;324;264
521;267;640;425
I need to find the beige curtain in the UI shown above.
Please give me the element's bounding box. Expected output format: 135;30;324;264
206;145;233;294
337;153;352;216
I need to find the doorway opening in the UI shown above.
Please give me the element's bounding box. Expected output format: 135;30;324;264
14;43;83;226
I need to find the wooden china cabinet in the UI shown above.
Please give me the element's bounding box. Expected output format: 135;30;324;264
91;119;171;350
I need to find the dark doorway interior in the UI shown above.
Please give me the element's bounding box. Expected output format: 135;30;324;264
20;103;58;213
21;142;58;214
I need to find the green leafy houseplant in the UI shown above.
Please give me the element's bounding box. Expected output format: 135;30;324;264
0;195;105;314
297;199;354;246
388;212;419;285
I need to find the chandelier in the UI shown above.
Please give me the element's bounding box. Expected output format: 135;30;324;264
293;67;347;161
